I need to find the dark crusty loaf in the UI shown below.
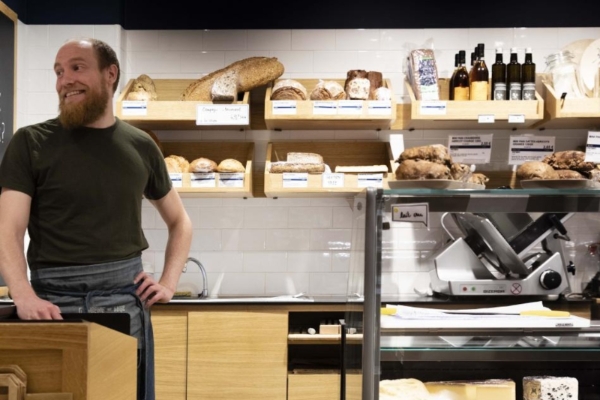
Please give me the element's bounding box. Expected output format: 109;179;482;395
395;160;452;180
542;150;596;172
517;161;559;180
399;144;452;166
556;170;585;179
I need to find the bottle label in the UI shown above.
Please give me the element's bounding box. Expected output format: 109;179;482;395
509;83;522;100
493;84;507;100
522;83;536;100
453;87;470;101
470;81;489;101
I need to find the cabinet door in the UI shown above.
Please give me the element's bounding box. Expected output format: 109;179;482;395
187;309;288;400
152;311;188;400
288;374;362;400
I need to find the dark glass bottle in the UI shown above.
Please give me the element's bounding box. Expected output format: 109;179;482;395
522;48;536;100
449;53;459;100
452;51;470;101
492;48;506;100
507;48;522;100
470;43;489;100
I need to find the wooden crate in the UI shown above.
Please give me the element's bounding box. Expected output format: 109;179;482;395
264;141;397;198
161;142;253;198
264;79;396;131
116;79;250;130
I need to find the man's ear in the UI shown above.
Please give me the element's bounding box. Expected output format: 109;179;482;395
106;64;118;87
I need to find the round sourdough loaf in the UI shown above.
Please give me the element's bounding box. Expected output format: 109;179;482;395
189;158;218;173
166;155;190;173
217;159;245;173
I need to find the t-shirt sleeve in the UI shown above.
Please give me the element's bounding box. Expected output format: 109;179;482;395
144;139;172;200
0;129;35;197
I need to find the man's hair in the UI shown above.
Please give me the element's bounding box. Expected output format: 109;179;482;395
86;38;120;93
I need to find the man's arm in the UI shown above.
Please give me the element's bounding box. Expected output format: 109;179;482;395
0;188;62;319
135;188;192;307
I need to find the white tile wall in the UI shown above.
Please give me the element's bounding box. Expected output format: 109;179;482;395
15;25;600;297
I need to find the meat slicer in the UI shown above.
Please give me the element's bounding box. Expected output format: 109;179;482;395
429;212;574;299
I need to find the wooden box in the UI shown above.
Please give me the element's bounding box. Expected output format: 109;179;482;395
264;141;397;198
264;79;396;131
116;79;250;130
162;141;253;198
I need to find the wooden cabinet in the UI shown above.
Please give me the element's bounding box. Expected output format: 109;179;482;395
152;311;188;400
288;374;362;400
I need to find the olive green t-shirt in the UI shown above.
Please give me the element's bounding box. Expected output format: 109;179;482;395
0;118;172;270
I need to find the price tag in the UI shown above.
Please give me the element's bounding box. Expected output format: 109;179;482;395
218;173;245;188
448;134;493;164
508;114;526;123
419;101;447;115
169;173;183;188
196;104;249;125
358;173;383;188
367;101;392;115
478;114;495;123
313;101;338;115
585;131;600;163
391;203;429;227
121;100;147;116
338;100;364;115
191;173;216;188
509;135;555;165
272;100;297;115
389;133;404;160
322;173;345;188
283;173;308;188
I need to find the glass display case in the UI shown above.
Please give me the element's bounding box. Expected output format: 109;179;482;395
347;188;600;400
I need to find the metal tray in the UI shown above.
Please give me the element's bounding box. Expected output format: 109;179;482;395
520;179;600;189
388;179;485;190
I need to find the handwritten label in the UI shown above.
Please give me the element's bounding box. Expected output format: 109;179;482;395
509;135;555;165
478;114;495;123
121;100;147;116
218;173;245;188
391;203;429;227
196;104;249;125
169;173;183;188
322;173;345;188
338;100;363;115
191;173;216;188
448;134;493;164
585;131;600;163
508;114;526;123
367;101;392;115
283;173;308;188
272;100;297;115
419;101;447;115
358;173;383;188
313;101;338;115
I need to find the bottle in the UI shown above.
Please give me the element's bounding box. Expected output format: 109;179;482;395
449;53;459;100
522;47;536;100
492;48;507;100
470;43;489;101
507;48;522;100
470;51;476;67
452;51;470;101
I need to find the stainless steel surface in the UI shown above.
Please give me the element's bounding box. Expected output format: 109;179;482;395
184;257;208;298
379;349;600;362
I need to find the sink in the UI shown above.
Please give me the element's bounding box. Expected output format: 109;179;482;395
169;295;314;304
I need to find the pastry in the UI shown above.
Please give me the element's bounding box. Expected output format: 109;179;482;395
556;169;585;179
396;160;452;180
542;150;596;172
164;158;182;173
217;159;245;173
189;157;217;173
468;173;489;185
271;79;307;100
166;155;190;173
517;161;560;180
450;163;471;180
399;144;452;166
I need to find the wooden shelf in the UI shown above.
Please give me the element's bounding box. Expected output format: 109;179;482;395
264;79;396;131
288;333;363;344
116;79;250;130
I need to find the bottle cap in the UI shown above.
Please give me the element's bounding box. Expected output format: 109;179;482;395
496;47;503;53
459;50;466;56
526;47;532;53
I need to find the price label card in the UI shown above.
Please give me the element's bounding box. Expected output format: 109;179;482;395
419;101;447;115
191;173;216;188
585;131;600;162
338;100;364;115
478;114;495;123
322;173;345;188
358;173;383;188
509;135;555;165
283;173;308;188
508;114;526;123
367;101;392;115
313;101;338;115
121;100;147;116
196;104;249;125
391;203;429;227
448;134;493;164
272;100;297;115
218;173;245;188
169;173;183;188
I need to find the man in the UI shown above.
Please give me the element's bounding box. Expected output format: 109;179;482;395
0;38;192;400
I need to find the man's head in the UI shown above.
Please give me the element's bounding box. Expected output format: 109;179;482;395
54;38;120;130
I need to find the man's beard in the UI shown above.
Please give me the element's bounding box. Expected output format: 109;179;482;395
58;83;109;130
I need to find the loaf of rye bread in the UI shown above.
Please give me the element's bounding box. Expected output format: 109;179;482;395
182;57;285;101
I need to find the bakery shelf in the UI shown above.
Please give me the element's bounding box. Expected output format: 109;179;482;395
288;333;363;344
264;141;398;198
264;79;396;131
116;79;250;130
161;141;253;198
403;79;544;130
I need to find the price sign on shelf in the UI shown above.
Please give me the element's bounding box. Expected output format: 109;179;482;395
272;100;297;115
322;173;344;188
191;173;216;188
169;173;183;188
196;104;249;125
448;134;493;164
358;173;383;188
338;100;363;115
283;173;308;188
313;101;338;115
478;114;495;123
585;131;600;163
509;135;555;165
419;101;447;115
121;100;148;116
367;101;392;115
218;173;245;188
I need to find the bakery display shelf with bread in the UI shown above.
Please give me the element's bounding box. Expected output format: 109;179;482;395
517;150;600;189
264;77;396;131
264;141;397;197
160;141;253;197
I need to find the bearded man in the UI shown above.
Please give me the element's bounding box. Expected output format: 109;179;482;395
0;38;192;400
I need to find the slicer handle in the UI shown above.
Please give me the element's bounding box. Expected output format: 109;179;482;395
549;214;567;235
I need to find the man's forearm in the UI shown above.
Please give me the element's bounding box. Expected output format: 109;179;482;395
0;236;35;301
158;218;192;292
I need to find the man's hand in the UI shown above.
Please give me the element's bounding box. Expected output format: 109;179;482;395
134;271;175;308
14;294;63;320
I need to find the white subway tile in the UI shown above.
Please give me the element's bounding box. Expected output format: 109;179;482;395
221;198;267;207
27;92;58;115
27;25;48;48
310;198;353;207
243;206;288;228
382;272;430;294
355;51;404;73
27;46;54;70
313;51;358;73
141;251;155;271
336;29;381;51
224;50;271;65
289;207;332;229
183;198;223;207
158;30;204;51
27;70;54;93
309;273;348;295
190;229;222;251
264;198;313;207
332;207;354;229
288;252;331;272
382;250;424;272
217;273;265;296
287;131;336;140
514;28;559;51
200;252;244;273
270;51;313;73
180;52;225;73
48;25;95;50
468;28;514;51
204;30;247;50
427;29;469;50
244;252;287;273
380;29;428;51
93;25;120;50
221;229;266;251
128;51;181;74
331;252;351;272
310;229;352;251
197;207;245;229
266;273;310;296
27;115;57;126
266;230;310;251
389;228;443;251
126;30;160;51
141;207;156;229
558;28;600;48
247;30;291;51
153;251;166;272
292;30;336;50
144;229;169;251
434;49;463;79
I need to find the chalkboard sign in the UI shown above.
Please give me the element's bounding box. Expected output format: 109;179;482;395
0;2;16;165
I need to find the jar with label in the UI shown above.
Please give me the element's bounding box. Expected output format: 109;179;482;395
545;50;585;98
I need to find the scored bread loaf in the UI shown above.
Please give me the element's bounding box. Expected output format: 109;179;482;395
166;155;190;173
126;74;158;101
165;158;182;173
310;80;346;100
555;169;585;179
217;159;245;173
271;79;308;100
396;160;452;180
468;173;489;185
517;161;559;180
270;162;325;173
399;144;452;166
287;152;323;164
542;150;596;172
189;158;217;173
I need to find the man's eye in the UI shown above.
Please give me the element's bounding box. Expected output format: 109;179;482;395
55;70;63;77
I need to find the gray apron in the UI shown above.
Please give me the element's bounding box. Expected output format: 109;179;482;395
30;256;155;400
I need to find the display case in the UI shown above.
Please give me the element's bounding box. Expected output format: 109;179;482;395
348;188;600;400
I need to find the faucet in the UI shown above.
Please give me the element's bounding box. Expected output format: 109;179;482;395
184;257;208;298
